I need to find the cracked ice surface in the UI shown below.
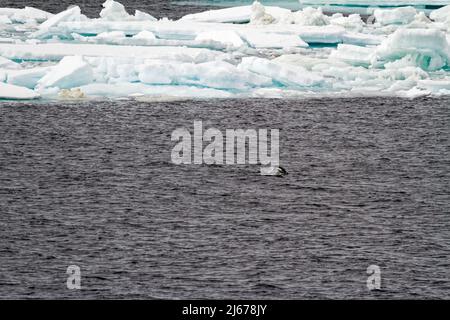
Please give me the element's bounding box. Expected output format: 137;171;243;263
0;0;450;100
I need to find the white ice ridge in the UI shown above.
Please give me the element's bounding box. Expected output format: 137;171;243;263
1;0;450;100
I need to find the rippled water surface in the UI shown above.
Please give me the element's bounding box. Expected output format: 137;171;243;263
1;0;217;19
1;97;449;299
1;0;450;299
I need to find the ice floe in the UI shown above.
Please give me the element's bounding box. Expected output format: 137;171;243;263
374;7;419;25
37;56;93;89
0;6;53;24
7;66;51;88
100;0;156;22
0;56;21;69
1;0;450;100
181;2;291;24
0;82;40;99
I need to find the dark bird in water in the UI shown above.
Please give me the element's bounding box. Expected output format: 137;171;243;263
260;166;288;177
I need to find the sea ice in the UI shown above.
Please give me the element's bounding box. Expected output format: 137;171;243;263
6;66;50;88
418;79;450;91
100;0;134;21
238;57;324;88
330;14;364;32
1;0;450;100
290;7;330;26
37;56;94;89
36;6;87;35
299;0;450;5
77;83;233;99
239;31;308;49
0;6;53;24
250;1;275;25
134;10;157;22
180;4;291;24
138;60;272;90
99;0;156;22
374;7;418;25
0;43;228;63
0;15;12;24
195;30;245;48
329;44;375;67
430;5;450;23
0;56;21;69
133;30;157;40
375;28;450;71
0;82;40;99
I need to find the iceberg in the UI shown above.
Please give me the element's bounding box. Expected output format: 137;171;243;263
0;82;40;100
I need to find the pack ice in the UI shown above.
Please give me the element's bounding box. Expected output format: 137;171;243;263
1;0;450;100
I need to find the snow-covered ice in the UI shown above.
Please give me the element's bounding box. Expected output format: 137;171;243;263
99;0;156;22
374;7;418;25
181;2;291;24
0;6;53;24
37;56;94;89
0;82;40;99
0;56;22;69
1;0;450;100
375;28;450;71
0;43;227;62
239;57;324;87
7;66;51;88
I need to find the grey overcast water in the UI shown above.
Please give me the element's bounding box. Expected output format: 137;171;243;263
0;1;450;299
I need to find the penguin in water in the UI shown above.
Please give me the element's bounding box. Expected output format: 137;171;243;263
260;166;288;177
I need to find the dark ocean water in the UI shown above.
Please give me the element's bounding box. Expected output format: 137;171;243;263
1;0;217;19
1;97;449;299
1;0;450;299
